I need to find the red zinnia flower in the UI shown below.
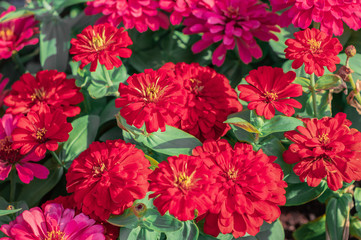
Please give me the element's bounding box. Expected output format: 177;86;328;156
149;154;214;221
1;203;105;240
66;140;151;221
193;139;287;238
0;6;39;60
161;62;242;141
238;66;302;119
270;0;361;36
70;24;132;72
4;70;83;117
84;0;169;32
11;104;73;157
285;28;343;77
183;0;280;66
115;69;186;133
283;113;361;191
0;114;48;184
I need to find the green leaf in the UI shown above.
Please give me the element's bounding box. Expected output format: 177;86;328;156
253;219;284;240
258;116;303;137
354;187;361;214
350;216;361;240
108;208;139;228
129;47;164;72
257;136;296;183
16;159;63;207
305;91;332;118
269;25;299;59
165;220;199;240
60;115;100;165
294;77;311;93
141;125;202;156
293;215;326;240
40;16;72;72
117;227;161;240
99;101;119;125
285;181;328;206
87;64;128;98
326;194;353;240
55;0;89;10
224;115;260;134
282;60;308;79
142;209;183;232
145;154;159;170
0;208;22;217
315;74;342;90
0;10;34;22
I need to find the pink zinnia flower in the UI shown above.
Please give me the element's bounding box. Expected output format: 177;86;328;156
159;0;195;25
0;6;39;60
270;0;361;36
0;114;48;184
85;0;169;32
0;203;105;239
183;0;280;66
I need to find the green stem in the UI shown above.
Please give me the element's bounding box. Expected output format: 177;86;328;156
9;169;16;203
310;73;318;118
12;53;25;74
102;65;113;87
349;73;361;105
50;151;64;167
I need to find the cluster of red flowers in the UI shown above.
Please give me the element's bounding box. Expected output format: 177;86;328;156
0;70;81;184
149;139;287;238
116;62;242;141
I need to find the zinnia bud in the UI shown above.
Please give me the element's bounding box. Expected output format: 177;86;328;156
345;45;356;58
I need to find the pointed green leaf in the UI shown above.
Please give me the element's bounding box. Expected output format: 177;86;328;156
165;220;199;240
285;181;328;206
315;74;342;90
293;215;326;240
258;116;303;137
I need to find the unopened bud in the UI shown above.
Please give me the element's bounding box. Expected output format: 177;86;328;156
345;45;356;58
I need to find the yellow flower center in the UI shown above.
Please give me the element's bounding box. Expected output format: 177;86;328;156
307;39;322;53
226;6;239;18
318;133;329;144
0;27;14;41
93;162;106;176
36;128;47;141
31;87;46;101
264;91;278;102
227;167;238;180
92;33;107;51
189;78;204;92
45;230;65;240
175;171;195;191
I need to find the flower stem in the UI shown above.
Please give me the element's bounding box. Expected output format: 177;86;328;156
102;65;113;87
50;151;64;167
12;52;25;74
9;169;16;203
349;73;361;105
310;73;318;118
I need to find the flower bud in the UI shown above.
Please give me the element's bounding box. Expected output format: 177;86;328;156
345;45;356;58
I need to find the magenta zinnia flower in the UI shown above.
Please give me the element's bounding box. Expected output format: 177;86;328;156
159;0;195;25
0;114;48;184
238;66;303;119
0;6;39;60
183;0;280;66
270;0;361;36
85;0;169;32
0;203;105;239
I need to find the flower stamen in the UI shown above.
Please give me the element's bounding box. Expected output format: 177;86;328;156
307;39;322;53
36;128;47;141
45;230;65;240
264;91;278;102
